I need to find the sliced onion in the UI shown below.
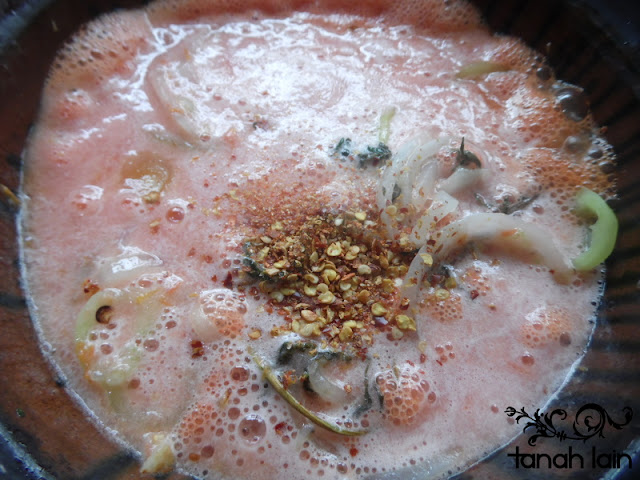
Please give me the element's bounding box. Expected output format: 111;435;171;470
307;356;350;405
427;213;573;283
377;136;450;237
401;213;573;325
400;244;431;309
409;190;459;245
148;65;216;144
438;167;487;195
377;135;447;212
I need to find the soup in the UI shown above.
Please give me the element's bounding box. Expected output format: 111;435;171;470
19;0;617;478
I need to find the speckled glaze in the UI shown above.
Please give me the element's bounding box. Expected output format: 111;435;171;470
0;1;638;479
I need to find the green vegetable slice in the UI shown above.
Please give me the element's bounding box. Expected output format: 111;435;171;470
378;106;396;144
455;61;509;79
572;188;618;271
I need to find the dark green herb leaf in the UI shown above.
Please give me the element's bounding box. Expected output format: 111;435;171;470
277;341;318;365
353;361;373;417
331;137;353;158
456;137;481;169
357;142;392;168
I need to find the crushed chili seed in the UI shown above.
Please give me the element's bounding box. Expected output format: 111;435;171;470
240;209;419;353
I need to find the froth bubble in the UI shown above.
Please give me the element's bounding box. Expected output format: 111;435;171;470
239;414;266;444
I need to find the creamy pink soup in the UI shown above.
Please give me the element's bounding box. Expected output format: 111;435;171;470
20;0;616;478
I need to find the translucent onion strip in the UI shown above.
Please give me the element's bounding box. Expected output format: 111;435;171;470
427;213;573;283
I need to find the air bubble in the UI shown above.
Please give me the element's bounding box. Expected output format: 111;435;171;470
521;353;535;366
167;206;185;222
231;365;250;382
239;414;266;444
143;339;159;352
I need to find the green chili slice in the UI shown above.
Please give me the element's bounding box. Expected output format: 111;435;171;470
572;188;618;271
455;61;509;79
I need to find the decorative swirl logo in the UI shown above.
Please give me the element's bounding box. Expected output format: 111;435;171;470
505;404;633;446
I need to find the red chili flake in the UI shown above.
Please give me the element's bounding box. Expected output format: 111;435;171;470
83;279;100;296
223;271;233;289
211;275;218;282
356;348;368;361
282;370;297;390
191;340;205;358
349;447;359;457
274;421;287;436
426;239;436;246
470;289;480;300
436;359;443;366
187;247;196;257
399;298;410;310
420;353;427;363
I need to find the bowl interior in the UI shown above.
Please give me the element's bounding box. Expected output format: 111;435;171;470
1;1;639;479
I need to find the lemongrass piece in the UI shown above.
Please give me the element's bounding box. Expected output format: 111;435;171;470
572;188;618;271
456;61;509;79
250;349;368;436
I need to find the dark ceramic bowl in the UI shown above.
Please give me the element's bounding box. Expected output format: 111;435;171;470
1;1;639;479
